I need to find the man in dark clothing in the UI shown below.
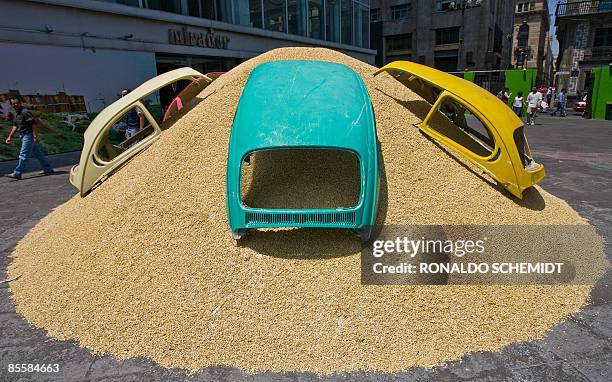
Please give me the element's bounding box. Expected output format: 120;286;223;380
4;98;53;180
121;89;144;138
550;88;567;117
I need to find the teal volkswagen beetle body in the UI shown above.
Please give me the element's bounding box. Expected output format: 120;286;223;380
226;60;380;241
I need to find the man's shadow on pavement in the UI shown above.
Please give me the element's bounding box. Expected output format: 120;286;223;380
4;170;69;181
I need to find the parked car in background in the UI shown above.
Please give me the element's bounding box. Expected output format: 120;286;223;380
575;95;587;114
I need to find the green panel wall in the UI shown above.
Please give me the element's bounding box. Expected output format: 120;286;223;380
460;69;536;111
463;71;475;83
591;66;612;120
504;69;537;108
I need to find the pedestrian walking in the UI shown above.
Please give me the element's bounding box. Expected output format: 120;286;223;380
546;87;553;107
550;88;567;117
512;91;525;117
526;87;542;125
121;89;144;139
497;87;511;105
4;97;54;180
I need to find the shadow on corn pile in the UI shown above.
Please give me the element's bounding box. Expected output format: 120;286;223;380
427;139;546;211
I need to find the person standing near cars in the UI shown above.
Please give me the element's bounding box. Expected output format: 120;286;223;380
4;97;54;180
121;89;144;138
546;87;553;107
526;87;542;125
498;87;511;105
512;91;525;117
551;88;567;117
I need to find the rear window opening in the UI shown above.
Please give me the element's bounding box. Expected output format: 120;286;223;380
429;98;495;157
241;149;361;209
96;105;155;163
514;126;535;168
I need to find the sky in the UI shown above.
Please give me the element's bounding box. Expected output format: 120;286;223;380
548;0;559;56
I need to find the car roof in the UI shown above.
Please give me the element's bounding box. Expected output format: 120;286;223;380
375;61;523;131
230;60;376;155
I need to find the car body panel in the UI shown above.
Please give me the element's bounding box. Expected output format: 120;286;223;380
374;61;545;198
226;60;379;239
162;72;224;122
70;67;211;196
204;71;225;81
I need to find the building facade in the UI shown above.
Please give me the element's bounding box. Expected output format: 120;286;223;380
512;0;553;86
369;0;515;72
555;0;612;98
0;0;373;112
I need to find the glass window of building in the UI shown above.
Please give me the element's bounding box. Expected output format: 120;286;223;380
370;8;381;22
494;24;503;53
187;0;200;16
435;27;460;45
353;2;369;48
288;0;323;38
326;0;341;42
530;1;536;10
249;0;263;28
436;0;461;12
594;28;612;47
434;49;459;72
146;0;182;14
386;34;412;51
518;23;529;48
264;0;286;32
341;0;353;45
186;0;216;19
391;4;411;20
213;1;258;27
288;0;307;36
232;0;256;26
103;0;368;48
200;1;216;19
308;0;325;40
215;1;233;22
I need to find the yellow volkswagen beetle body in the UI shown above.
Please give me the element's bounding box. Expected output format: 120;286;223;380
375;61;545;199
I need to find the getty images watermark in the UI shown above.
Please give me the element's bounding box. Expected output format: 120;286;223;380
361;225;605;285
372;237;563;275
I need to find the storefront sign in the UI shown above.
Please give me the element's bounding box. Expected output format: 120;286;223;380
169;28;230;50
